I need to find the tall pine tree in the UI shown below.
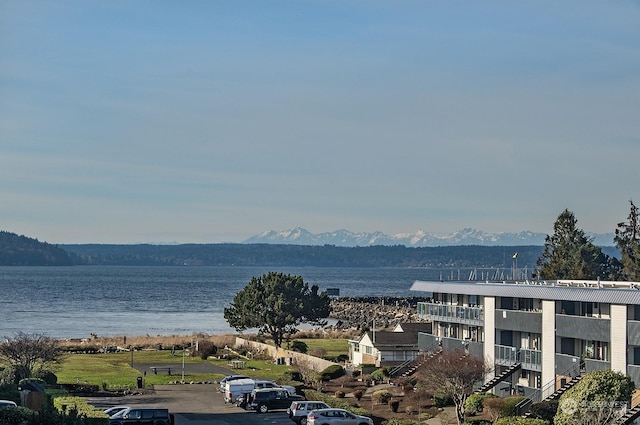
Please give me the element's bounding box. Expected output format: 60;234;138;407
614;200;640;281
536;209;617;280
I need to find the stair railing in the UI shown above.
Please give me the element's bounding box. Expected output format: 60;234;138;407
515;361;583;416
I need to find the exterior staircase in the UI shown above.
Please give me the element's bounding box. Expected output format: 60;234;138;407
520;373;585;418
613;391;640;425
474;362;521;394
390;342;442;380
614;404;640;425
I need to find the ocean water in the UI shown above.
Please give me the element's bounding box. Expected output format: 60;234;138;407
0;265;463;339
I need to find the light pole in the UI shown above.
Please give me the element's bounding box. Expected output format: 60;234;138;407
182;348;185;382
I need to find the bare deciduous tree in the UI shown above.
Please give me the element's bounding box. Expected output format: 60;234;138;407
416;348;492;425
0;332;64;381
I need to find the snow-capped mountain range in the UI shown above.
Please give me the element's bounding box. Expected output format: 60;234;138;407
242;227;616;247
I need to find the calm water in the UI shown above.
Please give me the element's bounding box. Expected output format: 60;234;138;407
0;265;464;339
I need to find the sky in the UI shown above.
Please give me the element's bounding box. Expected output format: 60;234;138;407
1;1;639;244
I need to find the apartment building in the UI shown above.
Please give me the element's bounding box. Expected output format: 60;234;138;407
410;279;640;400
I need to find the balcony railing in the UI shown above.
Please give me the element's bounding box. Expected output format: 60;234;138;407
628;365;640;389
519;348;542;372
495;344;518;366
417;302;484;326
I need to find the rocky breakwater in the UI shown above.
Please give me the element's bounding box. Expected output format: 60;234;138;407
329;296;430;330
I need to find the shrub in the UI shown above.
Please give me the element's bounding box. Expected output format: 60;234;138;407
433;389;453;407
465;392;496;414
462;419;493;425
390;400;400;412
502;396;526;417
320;364;345;381
282;370;303;382
527;400;558;422
290;340;308;353
335;390;345;398
493;417;550;425
382;420;422;425
371;368;386;382
196;341;217;360
36;370;58;385
483;397;505;421
372;389;392;405
353;388;364;401
309;347;327;358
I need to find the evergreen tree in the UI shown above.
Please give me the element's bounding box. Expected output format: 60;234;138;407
536;209;616;280
224;272;330;349
614;200;640;281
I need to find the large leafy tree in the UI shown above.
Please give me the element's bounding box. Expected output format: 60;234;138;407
416;348;492;425
614;200;640;281
554;369;633;425
0;332;64;382
224;272;330;349
536;209;617;280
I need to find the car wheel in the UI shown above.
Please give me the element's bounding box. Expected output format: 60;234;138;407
300;417;307;425
258;404;268;414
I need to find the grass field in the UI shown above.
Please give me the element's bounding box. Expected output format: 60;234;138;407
55;337;350;389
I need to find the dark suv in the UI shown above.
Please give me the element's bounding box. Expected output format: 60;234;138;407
248;388;304;413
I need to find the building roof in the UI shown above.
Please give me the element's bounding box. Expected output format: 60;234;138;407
410;280;640;305
363;330;420;347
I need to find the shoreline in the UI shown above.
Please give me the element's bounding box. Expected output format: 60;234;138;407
56;296;429;346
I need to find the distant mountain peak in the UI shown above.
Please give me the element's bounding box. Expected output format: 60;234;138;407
242;227;615;247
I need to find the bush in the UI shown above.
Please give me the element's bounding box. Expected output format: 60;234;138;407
282;370;303;382
371;368;386;382
462;419;493;425
320;364;345;381
335;390;345;398
290;341;308;353
196;341;217;360
465;392;496;415
309;347;327;358
527;400;558;422
372;389;392;405
433;389;453;407
36;371;58;385
502;396;526;417
390;400;400;412
353;388;364;401
493;417;550;425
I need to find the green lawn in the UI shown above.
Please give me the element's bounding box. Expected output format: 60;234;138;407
57;351;295;389
288;338;350;359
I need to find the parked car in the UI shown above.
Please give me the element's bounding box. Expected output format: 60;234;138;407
0;400;18;408
104;406;129;417
108;407;173;425
248;388;304;413
306;408;373;425
288;401;330;425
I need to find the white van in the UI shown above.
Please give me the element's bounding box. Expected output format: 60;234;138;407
224;378;257;403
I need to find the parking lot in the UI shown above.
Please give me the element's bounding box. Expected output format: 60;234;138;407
88;384;294;425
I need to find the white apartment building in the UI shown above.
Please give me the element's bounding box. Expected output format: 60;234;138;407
410;279;640;401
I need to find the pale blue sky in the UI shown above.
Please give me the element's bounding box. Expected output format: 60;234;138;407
1;1;639;244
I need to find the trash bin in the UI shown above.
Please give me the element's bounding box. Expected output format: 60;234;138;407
137;376;143;389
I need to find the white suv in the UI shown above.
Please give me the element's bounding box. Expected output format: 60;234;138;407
287;401;330;425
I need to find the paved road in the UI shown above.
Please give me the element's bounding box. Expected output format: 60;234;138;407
88;384;294;425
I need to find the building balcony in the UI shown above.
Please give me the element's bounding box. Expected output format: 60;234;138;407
495;309;542;333
555;353;582;378
584;358;610;373
519;348;542;372
495;344;518;366
555;314;610;341
628;365;640;389
628;321;640;346
417;302;484;326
